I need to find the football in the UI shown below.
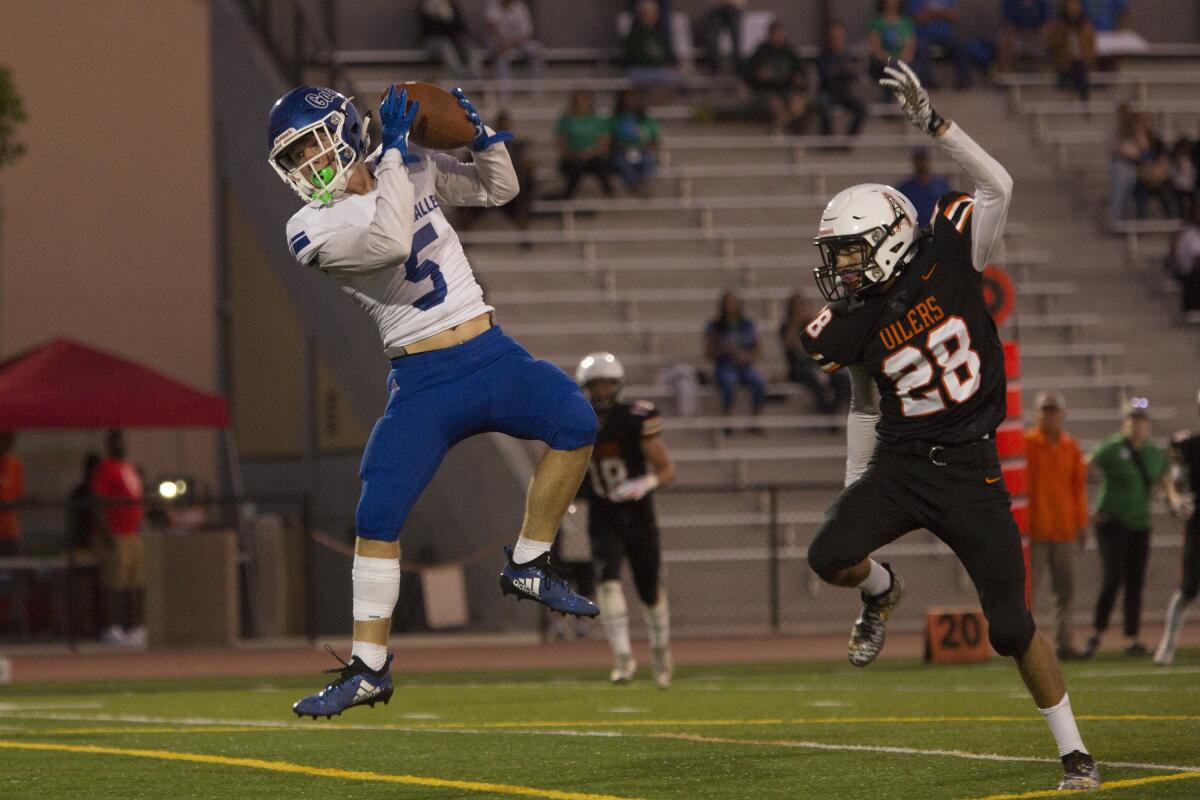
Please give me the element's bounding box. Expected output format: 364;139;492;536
390;82;476;151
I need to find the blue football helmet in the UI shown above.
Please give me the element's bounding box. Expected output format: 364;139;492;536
267;86;369;204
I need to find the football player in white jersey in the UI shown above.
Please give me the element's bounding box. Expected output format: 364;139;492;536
268;85;600;719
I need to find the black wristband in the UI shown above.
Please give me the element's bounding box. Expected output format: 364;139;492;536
927;108;945;135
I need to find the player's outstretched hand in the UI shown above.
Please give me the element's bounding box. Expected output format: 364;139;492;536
380;85;420;164
879;58;944;136
452;88;514;152
610;475;659;503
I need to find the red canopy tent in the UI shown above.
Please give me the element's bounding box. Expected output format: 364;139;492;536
0;338;229;429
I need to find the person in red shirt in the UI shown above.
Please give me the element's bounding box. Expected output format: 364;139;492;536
90;429;145;645
0;432;25;556
1025;391;1089;660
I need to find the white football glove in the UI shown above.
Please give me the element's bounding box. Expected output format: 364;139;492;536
610;474;660;503
879;58;945;136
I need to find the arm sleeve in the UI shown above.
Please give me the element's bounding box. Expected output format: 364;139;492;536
431;136;520;208
933;122;1014;271
844;365;881;486
288;149;416;276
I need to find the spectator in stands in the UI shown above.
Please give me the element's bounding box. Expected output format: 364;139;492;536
1170;205;1200;313
610;89;660;196
897;147;951;226
1132;115;1175;219
621;1;687;99
780;293;849;415
92;428;146;646
457;112;536;244
703;0;746;75
1046;0;1096;102
1025;391;1089;660
1170;137;1196;220
1109;102;1140;223
555;90;613;199
626;0;676;65
419;0;484;79
1082;0;1131;32
1085;398;1177;658
906;0;972;89
743;19;809;135
0;432;24;557
816;21;867;138
66;453;102;553
704;291;767;424
998;0;1052;72
486;0;543;92
867;0;917;82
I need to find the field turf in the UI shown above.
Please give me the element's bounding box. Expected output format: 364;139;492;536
0;649;1197;799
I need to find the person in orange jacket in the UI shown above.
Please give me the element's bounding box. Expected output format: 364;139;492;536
1025;391;1089;659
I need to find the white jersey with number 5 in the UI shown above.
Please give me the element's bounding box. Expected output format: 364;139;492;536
284;142;518;351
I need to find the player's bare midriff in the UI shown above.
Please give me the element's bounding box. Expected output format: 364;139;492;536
400;311;493;355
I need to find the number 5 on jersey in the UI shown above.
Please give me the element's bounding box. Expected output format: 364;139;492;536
883;316;981;417
406;223;447;310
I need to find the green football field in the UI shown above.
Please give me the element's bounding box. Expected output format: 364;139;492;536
0;650;1197;799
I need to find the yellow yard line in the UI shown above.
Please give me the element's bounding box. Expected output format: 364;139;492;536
964;770;1200;799
0;740;641;800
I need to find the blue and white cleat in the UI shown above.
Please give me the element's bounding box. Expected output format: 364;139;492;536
499;546;600;618
293;647;394;719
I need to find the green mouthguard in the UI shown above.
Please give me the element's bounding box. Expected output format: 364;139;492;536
310;165;335;203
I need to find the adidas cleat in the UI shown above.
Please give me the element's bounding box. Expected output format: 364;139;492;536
293;647;394;719
848;563;903;668
651;646;673;690
610;653;637;684
499;546;600;617
1058;750;1101;790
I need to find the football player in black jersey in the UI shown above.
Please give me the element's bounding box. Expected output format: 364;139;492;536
1155;387;1200;665
800;59;1099;791
576;352;676;687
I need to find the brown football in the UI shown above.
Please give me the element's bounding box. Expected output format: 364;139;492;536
386;82;476;151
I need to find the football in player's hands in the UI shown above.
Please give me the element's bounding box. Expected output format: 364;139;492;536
381;82;476;150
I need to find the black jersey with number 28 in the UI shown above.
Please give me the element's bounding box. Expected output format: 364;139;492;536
581;400;663;507
801;190;1007;445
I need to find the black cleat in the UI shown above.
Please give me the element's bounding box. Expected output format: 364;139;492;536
1058;750;1100;790
848;563;903;668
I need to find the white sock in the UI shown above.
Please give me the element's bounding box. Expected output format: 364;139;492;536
642;592;670;651
858;559;892;597
1156;591;1189;662
597;580;632;658
1039;692;1087;757
351;640;389;672
511;536;551;565
352;554;401;621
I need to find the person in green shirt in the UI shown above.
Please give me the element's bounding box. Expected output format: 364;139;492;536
610;89;660;195
867;0;917;81
555;89;613;199
743;19;809;134
1084;399;1185;658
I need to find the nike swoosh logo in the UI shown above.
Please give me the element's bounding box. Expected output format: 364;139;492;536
922;262;938;280
985;476;1003;485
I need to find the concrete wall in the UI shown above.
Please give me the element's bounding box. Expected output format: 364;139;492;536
1;1;220;505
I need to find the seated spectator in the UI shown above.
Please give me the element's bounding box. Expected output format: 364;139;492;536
627;0;677;64
622;1;687;99
703;0;746;75
486;0;543;92
1047;0;1096;102
998;0;1052;72
1170;138;1196;220
906;0;972;88
816;21;867;137
1170;206;1200;313
780;293;850;415
1132;115;1175;219
867;0;917;82
611;89;660;196
1083;0;1131;32
704;291;767;422
897;148;951;226
743;19;809;135
419;0;484;79
1109;101;1139;223
555;90;613;199
457;112;536;243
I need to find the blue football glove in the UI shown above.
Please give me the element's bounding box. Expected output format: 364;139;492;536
380;85;420;165
452;88;514;152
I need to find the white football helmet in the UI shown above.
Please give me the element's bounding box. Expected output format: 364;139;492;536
813;183;921;302
576;352;625;386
